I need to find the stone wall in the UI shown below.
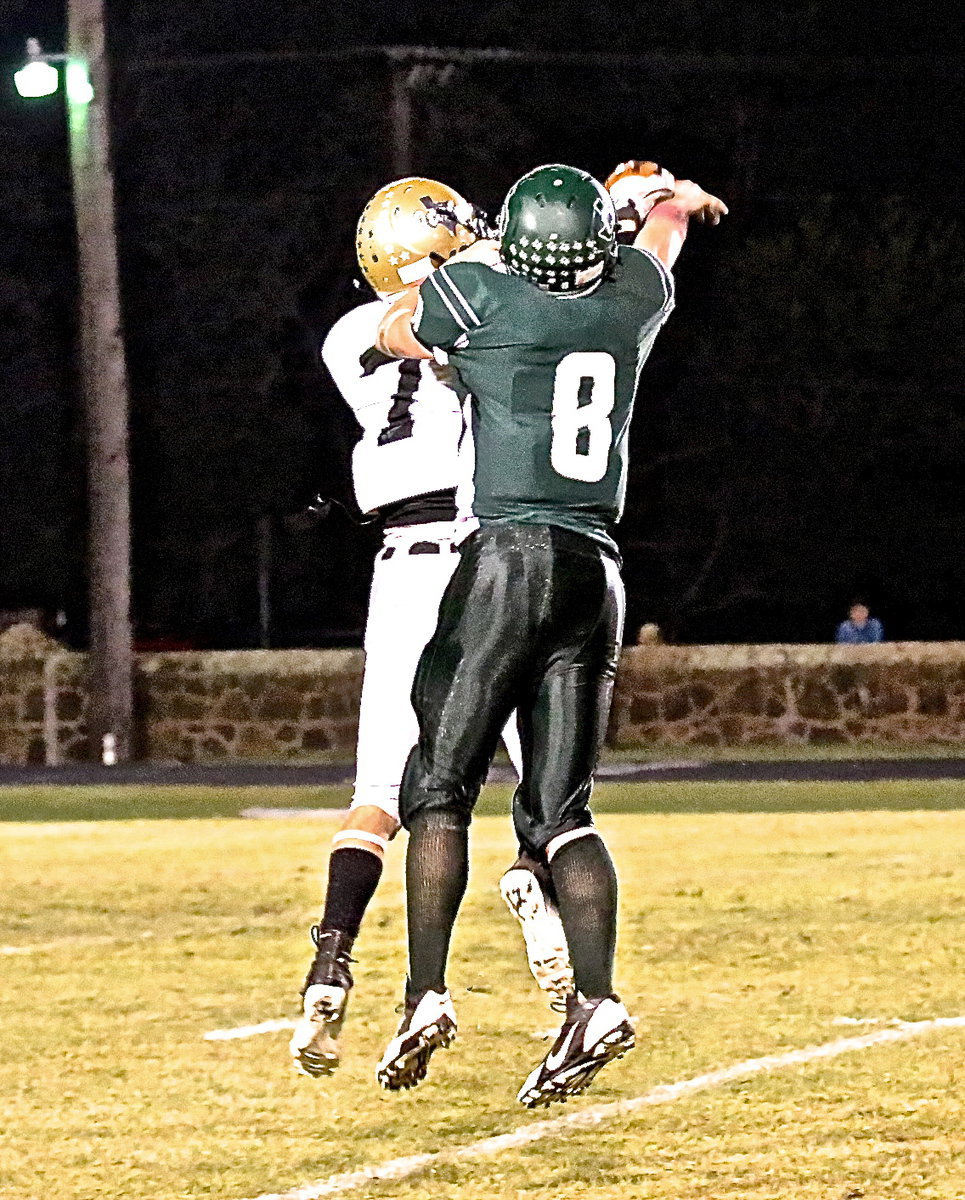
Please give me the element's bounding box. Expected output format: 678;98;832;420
0;629;364;766
611;642;965;749
3;631;965;765
138;650;363;761
0;627;88;766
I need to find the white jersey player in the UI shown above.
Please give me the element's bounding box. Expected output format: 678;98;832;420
323;298;480;817
290;178;572;1079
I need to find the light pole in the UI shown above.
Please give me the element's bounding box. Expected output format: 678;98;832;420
15;6;134;765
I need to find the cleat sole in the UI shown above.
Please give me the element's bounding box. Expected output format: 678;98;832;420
377;1018;456;1091
517;1024;635;1108
290;984;349;1078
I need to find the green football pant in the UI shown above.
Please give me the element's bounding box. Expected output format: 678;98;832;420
398;522;625;857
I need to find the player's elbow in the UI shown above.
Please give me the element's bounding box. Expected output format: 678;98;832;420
376;307;432;360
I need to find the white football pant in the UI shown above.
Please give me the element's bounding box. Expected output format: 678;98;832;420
353;520;522;822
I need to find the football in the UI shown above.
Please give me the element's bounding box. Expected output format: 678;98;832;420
603;159;675;194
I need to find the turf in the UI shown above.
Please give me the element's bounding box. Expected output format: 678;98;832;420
2;791;965;1198
0;785;351;822
5;779;965;822
603;742;965;762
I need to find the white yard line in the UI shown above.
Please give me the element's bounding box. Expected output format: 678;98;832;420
1;915;289;957
0;930;158;955
240;808;349;820
203;1018;558;1043
205;1018;298;1041
239;1014;965;1200
596;761;703;776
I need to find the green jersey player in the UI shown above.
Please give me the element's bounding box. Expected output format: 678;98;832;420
417;231;671;551
374;163;727;1106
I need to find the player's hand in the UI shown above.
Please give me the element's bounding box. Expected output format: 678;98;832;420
669;180;729;225
425;198;495;241
359;345;396;376
454;200;497;241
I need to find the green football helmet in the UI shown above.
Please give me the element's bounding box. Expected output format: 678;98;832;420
498;164;617;292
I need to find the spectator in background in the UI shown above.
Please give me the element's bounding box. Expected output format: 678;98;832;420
836;601;884;644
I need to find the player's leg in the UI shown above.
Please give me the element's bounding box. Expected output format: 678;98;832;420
291;535;460;1077
289;804;398;1077
515;537;624;995
500;848;573;1011
498;707;575;1008
497;707;574;1009
514;534;634;1106
378;527;537;1089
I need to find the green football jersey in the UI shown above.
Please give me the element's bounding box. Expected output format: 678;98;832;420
413;244;674;549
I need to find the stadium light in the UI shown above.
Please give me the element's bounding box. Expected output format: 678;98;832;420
13;38;66;99
65;60;94;104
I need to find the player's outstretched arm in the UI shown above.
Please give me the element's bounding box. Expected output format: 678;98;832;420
376;240;499;359
636;180;728;270
376;287;433;360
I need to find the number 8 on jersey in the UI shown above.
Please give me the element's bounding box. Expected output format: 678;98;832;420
550;352;616;484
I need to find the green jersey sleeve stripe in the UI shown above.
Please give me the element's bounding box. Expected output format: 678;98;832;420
436;268;482;327
425;271;469;333
636;247;675;309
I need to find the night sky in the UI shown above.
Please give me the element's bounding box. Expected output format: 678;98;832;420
2;2;963;648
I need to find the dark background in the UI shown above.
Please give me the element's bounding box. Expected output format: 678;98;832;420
2;2;963;648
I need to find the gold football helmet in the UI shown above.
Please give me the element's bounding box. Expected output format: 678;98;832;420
355;177;479;296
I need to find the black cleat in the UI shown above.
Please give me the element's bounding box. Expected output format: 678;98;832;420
376;988;457;1090
289;926;355;1077
517;993;634;1107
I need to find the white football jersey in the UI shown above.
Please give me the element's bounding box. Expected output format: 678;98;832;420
321;300;465;516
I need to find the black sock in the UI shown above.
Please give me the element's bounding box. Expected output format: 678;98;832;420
405;811;469;995
549;833;618;999
319;846;384;940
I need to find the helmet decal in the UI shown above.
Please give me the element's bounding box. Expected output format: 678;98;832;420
355;177;481;296
421;197;462;233
593;195;616;239
499;164;617;293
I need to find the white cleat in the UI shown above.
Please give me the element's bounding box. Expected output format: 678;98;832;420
290;926;354;1078
500;868;574;1011
290;982;349;1077
517;994;635;1108
376;989;457;1091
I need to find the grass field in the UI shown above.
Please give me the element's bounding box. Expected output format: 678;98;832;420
2;782;965;1199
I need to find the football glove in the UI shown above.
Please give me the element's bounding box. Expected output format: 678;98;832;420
359;345;396;376
604;161;676;241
